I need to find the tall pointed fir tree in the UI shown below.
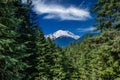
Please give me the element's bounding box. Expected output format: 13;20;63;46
35;30;65;80
0;0;29;79
14;0;39;79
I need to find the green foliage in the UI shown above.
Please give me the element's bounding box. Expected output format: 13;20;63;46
35;30;65;80
15;1;38;80
0;0;120;80
93;0;120;30
0;0;29;79
64;30;120;80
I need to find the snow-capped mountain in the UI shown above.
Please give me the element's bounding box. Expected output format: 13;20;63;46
45;30;80;40
45;30;99;47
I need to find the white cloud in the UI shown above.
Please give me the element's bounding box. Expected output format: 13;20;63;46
77;27;96;32
32;0;91;21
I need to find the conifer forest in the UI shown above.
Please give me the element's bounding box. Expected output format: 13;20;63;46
0;0;120;80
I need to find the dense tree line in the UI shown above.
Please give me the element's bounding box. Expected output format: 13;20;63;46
93;0;120;30
0;0;120;80
0;0;65;80
64;30;120;80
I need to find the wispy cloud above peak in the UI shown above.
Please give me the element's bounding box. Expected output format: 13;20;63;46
77;27;96;32
32;0;92;21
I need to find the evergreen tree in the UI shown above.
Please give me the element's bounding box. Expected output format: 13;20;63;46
0;0;28;79
64;30;120;80
14;0;38;79
89;30;120;79
63;40;92;80
94;0;120;30
35;30;65;80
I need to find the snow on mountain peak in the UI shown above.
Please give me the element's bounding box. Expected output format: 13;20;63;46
45;30;80;40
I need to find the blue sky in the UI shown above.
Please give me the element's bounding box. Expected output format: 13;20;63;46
32;0;98;36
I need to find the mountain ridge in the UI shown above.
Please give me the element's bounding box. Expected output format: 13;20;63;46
45;30;80;40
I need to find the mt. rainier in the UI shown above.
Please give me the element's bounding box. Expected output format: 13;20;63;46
45;30;80;47
45;30;80;40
